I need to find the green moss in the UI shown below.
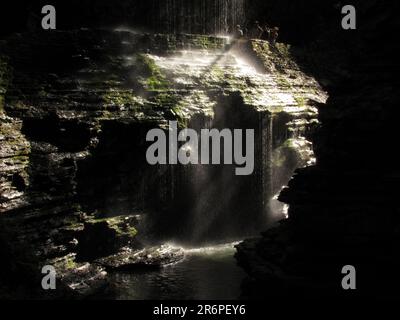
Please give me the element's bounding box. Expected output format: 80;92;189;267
198;36;221;49
111;223;137;239
137;54;169;91
210;66;226;80
155;93;186;127
88;216;138;239
294;96;307;107
283;138;304;149
89;216;118;224
275;43;292;58
63;222;84;232
132;55;190;126
152;91;187;127
11;155;29;162
102;90;141;108
154;92;178;106
170;105;187;127
147;76;168;91
65;257;77;270
276;76;292;89
100;54;172;113
126;226;138;238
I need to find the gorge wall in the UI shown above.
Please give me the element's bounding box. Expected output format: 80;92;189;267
236;0;400;299
0;25;324;297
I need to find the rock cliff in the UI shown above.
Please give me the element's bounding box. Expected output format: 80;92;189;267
0;29;324;297
236;0;400;299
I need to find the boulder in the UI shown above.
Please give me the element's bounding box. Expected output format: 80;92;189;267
95;245;185;271
77;215;140;261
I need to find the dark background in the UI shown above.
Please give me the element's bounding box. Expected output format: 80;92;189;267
0;0;361;43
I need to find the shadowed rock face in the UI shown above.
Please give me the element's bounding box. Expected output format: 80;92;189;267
141;38;326;243
0;27;324;298
236;0;400;299
95;245;185;271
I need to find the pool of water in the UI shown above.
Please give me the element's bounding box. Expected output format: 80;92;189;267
107;242;246;300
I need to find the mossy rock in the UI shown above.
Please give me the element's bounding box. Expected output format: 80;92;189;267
77;215;139;261
137;54;169;91
102;90;143;109
87;215;138;238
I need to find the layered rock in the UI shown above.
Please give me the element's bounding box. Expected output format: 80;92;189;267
144;38;326;242
0;29;325;297
236;0;400;299
77;215;139;261
95;245;185;271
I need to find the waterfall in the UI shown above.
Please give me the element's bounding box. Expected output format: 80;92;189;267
140;34;325;244
260;112;273;212
150;0;245;35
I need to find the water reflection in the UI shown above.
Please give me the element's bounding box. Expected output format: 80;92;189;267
108;243;245;300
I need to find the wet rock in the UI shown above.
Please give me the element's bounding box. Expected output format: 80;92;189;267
0;114;30;213
95;245;185;271
50;253;108;299
0;29;324;296
235;0;400;299
77;215;140;261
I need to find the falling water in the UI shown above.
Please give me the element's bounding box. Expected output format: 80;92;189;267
261;113;273;211
149;0;246;35
146;49;292;242
107;241;245;300
135;25;326;243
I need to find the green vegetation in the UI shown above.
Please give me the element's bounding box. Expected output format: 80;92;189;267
136;54;188;125
65;256;77;270
275;43;292;58
88;216;138;239
102;90;142;109
276;76;292;89
294;96;307;107
197;35;223;50
138;54;169;91
154;92;179;107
